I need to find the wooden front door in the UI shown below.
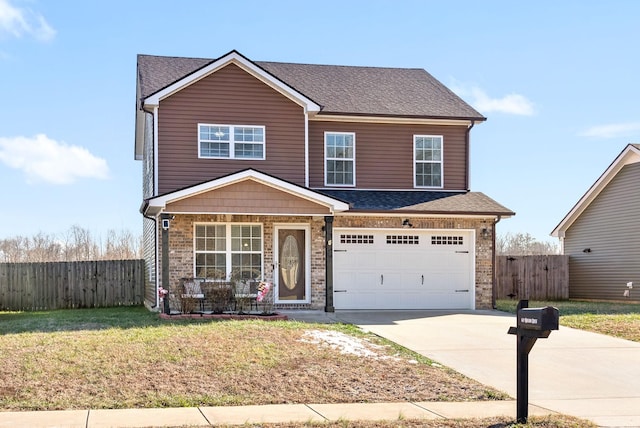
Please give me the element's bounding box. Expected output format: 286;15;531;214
275;226;309;303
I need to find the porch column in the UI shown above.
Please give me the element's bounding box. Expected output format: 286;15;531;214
324;216;335;312
161;213;171;314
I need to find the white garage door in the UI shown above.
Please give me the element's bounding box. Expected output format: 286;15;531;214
333;229;475;310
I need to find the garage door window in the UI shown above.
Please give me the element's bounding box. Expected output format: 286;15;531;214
340;234;374;244
431;235;464;245
386;235;419;245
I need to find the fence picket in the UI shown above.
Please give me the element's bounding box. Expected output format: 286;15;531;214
496;255;569;300
0;260;145;311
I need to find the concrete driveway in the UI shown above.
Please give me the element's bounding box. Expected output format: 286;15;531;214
330;310;640;428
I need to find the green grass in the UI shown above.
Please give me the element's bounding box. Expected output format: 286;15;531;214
496;299;640;342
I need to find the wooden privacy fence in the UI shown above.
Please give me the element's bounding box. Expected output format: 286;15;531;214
0;259;145;311
496;255;569;300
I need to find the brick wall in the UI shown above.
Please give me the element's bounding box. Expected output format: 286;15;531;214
158;214;495;311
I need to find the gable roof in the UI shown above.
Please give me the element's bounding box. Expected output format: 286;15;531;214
137;50;485;121
551;144;640;238
141;169;350;216
317;189;515;216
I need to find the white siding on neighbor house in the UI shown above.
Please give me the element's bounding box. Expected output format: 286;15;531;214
564;162;640;300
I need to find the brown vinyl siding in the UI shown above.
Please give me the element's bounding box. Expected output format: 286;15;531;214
564;162;640;300
308;121;468;190
157;63;306;194
166;180;331;215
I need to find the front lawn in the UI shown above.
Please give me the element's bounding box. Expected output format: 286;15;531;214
496;299;640;342
0;307;507;411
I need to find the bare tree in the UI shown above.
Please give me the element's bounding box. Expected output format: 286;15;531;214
25;232;62;262
103;229;141;260
61;225;100;261
0;225;142;262
0;237;27;262
497;232;560;255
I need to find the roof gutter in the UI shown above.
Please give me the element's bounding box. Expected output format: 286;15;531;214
465;120;476;191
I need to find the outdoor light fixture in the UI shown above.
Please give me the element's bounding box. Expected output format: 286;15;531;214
583;248;591;253
481;226;490;239
402;219;413;228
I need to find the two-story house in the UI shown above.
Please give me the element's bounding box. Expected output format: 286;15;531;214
135;50;514;312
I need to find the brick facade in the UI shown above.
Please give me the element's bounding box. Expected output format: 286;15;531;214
156;214;495;311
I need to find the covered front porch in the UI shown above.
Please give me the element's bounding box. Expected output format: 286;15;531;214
141;169;349;313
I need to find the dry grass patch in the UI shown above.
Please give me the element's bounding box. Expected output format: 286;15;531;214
0;307;506;411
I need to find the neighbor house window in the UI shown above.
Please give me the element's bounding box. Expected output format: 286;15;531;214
194;224;263;280
325;132;355;186
198;124;265;159
414;135;443;188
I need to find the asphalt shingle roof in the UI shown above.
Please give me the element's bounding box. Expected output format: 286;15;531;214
137;52;485;120
316;190;514;216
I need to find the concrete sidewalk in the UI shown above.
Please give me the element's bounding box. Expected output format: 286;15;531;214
0;400;555;427
324;310;640;428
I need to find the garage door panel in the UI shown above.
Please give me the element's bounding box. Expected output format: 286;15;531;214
333;229;474;310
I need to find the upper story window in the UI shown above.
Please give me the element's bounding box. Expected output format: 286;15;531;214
198;124;265;160
414;135;443;188
325;132;355;186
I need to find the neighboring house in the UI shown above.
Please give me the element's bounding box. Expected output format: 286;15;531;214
552;144;640;301
135;50;514;312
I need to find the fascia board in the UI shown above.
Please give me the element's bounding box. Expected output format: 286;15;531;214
551;144;640;237
145;169;349;213
311;115;480;126
142;51;320;113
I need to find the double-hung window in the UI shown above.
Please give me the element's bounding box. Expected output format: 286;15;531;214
198;124;265;160
325;132;355;186
195;224;263;281
414;135;443;188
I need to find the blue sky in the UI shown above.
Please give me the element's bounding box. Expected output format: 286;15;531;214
1;0;639;244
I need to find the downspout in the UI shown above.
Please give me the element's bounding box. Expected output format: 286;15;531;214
304;110;310;187
492;215;502;309
465;120;476;191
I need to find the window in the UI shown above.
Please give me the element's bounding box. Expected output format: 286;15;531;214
325;132;355;186
340;234;374;244
386;235;419;245
198;124;265;159
414;135;443;188
195;224;263;280
431;235;464;245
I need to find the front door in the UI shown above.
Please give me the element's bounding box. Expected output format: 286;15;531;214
274;225;310;303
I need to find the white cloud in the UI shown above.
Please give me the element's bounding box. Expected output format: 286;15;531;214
0;0;56;42
0;134;109;184
580;122;640;139
451;82;535;116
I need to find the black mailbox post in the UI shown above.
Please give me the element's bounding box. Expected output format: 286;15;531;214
508;300;559;423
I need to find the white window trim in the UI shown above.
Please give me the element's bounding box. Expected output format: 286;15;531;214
413;134;444;189
193;222;264;281
324;131;356;187
198;123;266;160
